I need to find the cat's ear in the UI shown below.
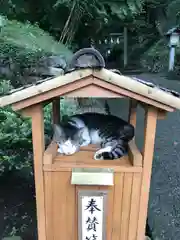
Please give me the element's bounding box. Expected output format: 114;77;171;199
53;124;64;142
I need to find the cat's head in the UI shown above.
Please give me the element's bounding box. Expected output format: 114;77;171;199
53;124;84;155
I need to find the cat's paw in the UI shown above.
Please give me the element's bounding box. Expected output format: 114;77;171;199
94;146;113;160
94;151;104;160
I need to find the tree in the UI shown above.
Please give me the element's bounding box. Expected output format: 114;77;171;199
53;0;145;45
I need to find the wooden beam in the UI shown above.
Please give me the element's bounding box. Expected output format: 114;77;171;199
0;69;93;107
43;141;58;165
52;98;60;124
139;102;168;120
31;104;46;240
137;106;158;239
138;102;147;111
158;109;167;120
93;69;178;111
11;77;126;111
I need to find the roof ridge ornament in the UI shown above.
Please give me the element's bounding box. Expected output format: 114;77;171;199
68;48;105;70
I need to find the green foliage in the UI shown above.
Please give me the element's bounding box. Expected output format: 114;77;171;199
52;0;145;45
0;82;78;178
0;16;72;58
0;16;73;86
0;103;33;178
140;40;166;72
140;39;180;73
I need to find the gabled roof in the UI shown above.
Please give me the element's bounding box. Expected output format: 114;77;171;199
0;67;180;112
0;47;180;112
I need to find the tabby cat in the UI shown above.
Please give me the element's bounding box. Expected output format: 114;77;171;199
53;112;134;160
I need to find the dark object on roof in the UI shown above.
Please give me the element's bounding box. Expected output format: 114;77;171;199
110;69;122;75
133;77;180;98
69;48;105;70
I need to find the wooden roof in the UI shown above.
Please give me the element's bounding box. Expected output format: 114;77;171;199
0;67;180;112
0;48;180;112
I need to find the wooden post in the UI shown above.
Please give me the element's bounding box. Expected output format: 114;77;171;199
31;104;46;240
128;99;137;127
124;27;128;67
137;106;158;239
52;98;60;124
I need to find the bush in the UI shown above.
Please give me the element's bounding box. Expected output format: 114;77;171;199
0;16;73;86
141;38;180;73
0;82;78;179
0;17;76;179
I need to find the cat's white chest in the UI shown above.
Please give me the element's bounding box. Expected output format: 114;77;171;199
89;130;102;144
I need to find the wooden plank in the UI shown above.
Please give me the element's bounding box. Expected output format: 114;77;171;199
106;185;114;240
128;140;143;167
111;173;124;240
43;141;58;165
92;77;173;112
43;161;142;173
43;143;142;173
65;84;124;98
11;74;175;112
44;172;53;240
137;107;158;240
66;174;76;240
128;173;142;240
52;98;60;124
157;109;167;120
128;99;137;127
120;173;133;240
93;69;178;111
139;102;167;120
0;69;93;107
53;171;69;240
31;104;46;240
12;76;94;110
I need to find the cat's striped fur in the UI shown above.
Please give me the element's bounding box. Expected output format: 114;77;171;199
53;112;134;160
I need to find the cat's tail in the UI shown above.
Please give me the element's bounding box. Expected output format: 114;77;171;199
103;142;129;160
94;140;130;160
108;124;135;160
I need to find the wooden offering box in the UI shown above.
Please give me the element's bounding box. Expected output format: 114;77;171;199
43;141;143;240
1;48;180;240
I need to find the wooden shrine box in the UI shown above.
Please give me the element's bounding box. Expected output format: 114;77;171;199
1;49;180;240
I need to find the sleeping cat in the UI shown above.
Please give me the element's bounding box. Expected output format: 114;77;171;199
53;112;134;160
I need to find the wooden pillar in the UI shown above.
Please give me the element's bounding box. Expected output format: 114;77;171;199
52;98;60;124
128;99;137;127
31;104;46;240
137;106;158;239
